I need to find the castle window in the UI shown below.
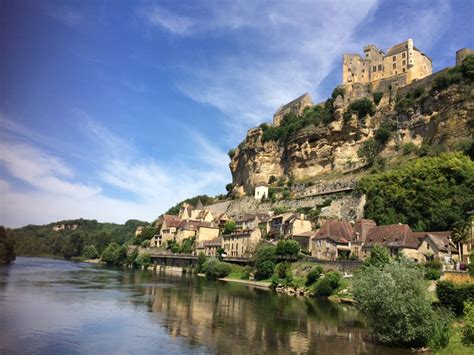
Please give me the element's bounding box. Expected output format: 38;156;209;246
362;69;365;73
392;63;396;69
393;56;396;61
403;68;406;72
373;66;377;72
378;64;382;71
402;53;406;59
402;60;406;66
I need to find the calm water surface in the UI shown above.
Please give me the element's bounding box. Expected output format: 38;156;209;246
0;257;412;354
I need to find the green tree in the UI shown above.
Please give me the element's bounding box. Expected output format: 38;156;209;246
275;239;300;259
223;220;236;235
225;183;233;192
364;245;390;268
127;247;140;268
461;54;474;80
463;301;474;346
137;253;152;269
196;252;207;273
254;244;277;280
83;245;99;259
305;266;323;286
353;261;448;347
180;237;195;254
348;98;376;119
203;257;231;279
101;242;120;265
0;226;15;264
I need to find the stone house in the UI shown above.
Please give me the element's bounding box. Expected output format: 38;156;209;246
272;93;313;126
342;39;432;90
269;213;312;240
150;234;163;248
293;231;316;253
236;213;271;231
222;228;262;258
160;214;182;245
311;220;353;260
196;237;223;257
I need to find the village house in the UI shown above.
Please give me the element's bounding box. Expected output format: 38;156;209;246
342;39;432;90
254;183;269;200
293;231;316;253
159;214;182;245
223;228;262;258
236;213;271;231
311;220;353;260
269;213;312;240
196;237;223;257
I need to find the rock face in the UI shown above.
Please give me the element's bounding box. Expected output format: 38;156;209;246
229;78;473;194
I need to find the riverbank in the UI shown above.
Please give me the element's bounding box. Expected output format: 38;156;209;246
218;277;271;289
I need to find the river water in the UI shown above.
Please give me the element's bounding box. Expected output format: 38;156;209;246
0;257;411;354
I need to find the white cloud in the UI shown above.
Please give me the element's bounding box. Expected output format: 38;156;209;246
138;5;196;35
0;113;229;227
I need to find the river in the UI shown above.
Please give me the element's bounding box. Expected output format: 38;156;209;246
0;257;411;354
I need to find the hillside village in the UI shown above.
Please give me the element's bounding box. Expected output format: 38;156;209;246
138;40;474;268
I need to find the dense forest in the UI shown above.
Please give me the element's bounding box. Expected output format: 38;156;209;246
5;219;149;259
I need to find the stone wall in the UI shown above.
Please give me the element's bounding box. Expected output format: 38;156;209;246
302;257;362;273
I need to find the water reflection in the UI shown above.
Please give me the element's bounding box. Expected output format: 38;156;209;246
0;258;411;354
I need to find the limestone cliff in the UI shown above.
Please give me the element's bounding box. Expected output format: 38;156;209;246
229;71;473;194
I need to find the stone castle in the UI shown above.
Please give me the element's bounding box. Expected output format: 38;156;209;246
342;38;432;88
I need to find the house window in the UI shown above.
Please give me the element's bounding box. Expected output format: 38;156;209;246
378;64;382;71
373;66;377;72
393;56;396;61
427;244;430;250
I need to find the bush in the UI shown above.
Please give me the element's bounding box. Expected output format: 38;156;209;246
137;253;152;268
373;92;383;106
254;245;277;280
324;271;342;289
225;183;233;192
427;308;453;351
425;260;442;270
402;142;417;155
305;266;323;286
196;252;207;273
275;239;300;259
374;120;396;145
461;54;474;80
462;301;474;346
357;138;382;166
268;175;277;184
203;257;232;279
312;277;334;298
432;67;463;92
425;268;441;280
331;87;345;99
228;149;235;158
241;266;252;280
353;262;441;347
348;98;376;119
436;280;474;315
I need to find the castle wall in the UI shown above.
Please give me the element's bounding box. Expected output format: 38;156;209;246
456;48;474;66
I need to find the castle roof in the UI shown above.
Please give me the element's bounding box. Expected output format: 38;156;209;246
274;92;312;117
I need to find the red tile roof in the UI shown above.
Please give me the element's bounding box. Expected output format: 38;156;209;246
364;224;423;249
315;220;353;244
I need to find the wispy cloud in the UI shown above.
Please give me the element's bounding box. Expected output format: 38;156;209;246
0;111;229;227
140;0;454;141
138;5;196;35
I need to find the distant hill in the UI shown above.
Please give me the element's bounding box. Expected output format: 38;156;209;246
5;218;149;258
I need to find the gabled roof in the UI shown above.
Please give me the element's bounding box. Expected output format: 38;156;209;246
274;93;312;117
315;220;353;244
203;237;223;247
425;232;457;253
205;201;231;216
163;214;181;228
293;231;317;238
364;224;422;249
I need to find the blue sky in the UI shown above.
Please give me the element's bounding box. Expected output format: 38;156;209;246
1;0;473;227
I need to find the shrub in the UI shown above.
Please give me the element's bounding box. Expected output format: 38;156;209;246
324;271;342;289
225;183;233;192
462;301;474;346
312;277;334;298
425;260;442;270
425;268;441;280
228;149;235;158
436;280;474;315
268;175;277;184
241;266;252;280
196;252;207;273
357;138;382;166
354;262;441;347
461;54;474;80
427;307;453;351
402;142;417;155
274;262;292;279
137;253;152;269
331;87;345;99
254;245;277;280
348;98;376;119
275;239;300;259
373;92;383;105
432;67;463;92
364;245;390;268
395;97;414;116
305;266;323;286
203;257;232;279
374;120;396;145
